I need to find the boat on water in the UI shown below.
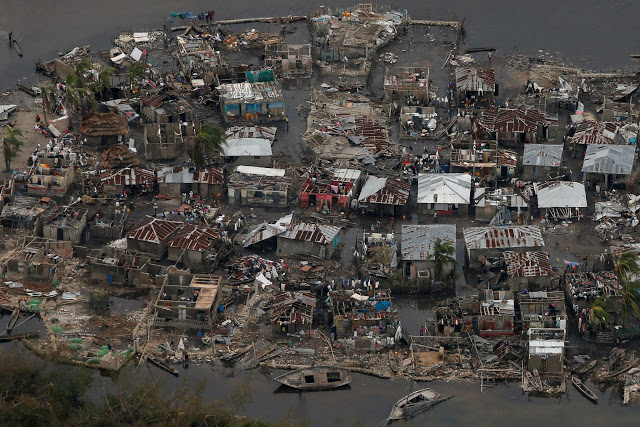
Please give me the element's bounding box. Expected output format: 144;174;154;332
572;376;598;403
274;366;351;391
387;388;450;423
574;359;597;375
13;41;23;57
146;353;179;377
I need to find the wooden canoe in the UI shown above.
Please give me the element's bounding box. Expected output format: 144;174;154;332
572;376;598;403
274;366;351;391
6;308;20;334
387;388;450;422
574;359;597;375
146;353;179;376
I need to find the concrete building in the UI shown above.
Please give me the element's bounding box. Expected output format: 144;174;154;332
534;181;587;220
144;122;200;161
157;166;224;199
3;237;73;283
358;175;410;216
42;207;88;243
167;224;228;270
473;187;529;223
217;70;285;123
222;137;272;167
417;173;471;216
504;251;553;292
228;166;290;207
463;225;545;269
299;169;362;211
582;144;635;188
400;224;456;291
277;222;341;260
126;216;182;259
27;158;75;197
264;43;312;78
101;168;157;197
140;91;194;123
522;144;563;180
88;249;162;286
383;66;429;104
79;112;129;146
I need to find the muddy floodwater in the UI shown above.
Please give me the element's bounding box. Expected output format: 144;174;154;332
1;0;639;89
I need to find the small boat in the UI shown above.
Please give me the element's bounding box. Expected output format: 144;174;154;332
387;388;450;423
146;353;179;377
574;359;597;375
13;41;23;57
274;366;351;391
572;376;598;403
6;308;20;334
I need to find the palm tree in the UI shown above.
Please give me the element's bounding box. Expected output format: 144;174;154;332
590;296;613;330
615;251;640;328
193;123;225;167
432;239;456;284
97;66;116;100
128;62;146;96
2;126;24;172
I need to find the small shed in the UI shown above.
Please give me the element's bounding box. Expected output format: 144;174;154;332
127;216;182;259
534;181;587;220
522;144;563;180
79;112;129;146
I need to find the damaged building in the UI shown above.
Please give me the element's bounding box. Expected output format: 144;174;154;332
522;144;564;180
477;107;558;143
417;173;471;216
400;224;456;291
383;66;429;104
127;216;182;259
228;166;290;207
167;224;229;271
581;144;635;188
357;175;410;216
264;43;312;78
299;168;362;211
157;166;224;199
463;225;545;269
101;167;157;196
140;91;194;123
271;291;316;333
143;122;200;161
27;158;75;197
42;207;88;243
277;222;341;260
533;181;587;220
217;70;285;123
503;250;553;292
79;112;129;146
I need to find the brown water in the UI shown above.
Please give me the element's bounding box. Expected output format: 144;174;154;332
1;0;639;90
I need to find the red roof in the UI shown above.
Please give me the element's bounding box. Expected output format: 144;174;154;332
127;216;181;243
167;224;220;251
195;167;224;185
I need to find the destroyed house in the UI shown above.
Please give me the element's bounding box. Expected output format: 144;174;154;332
299;169;362;211
526;328;565;376
449;146;498;178
42;207;88;243
154;273;222;330
225;126;277;142
167;224;227;269
329;289;396;337
0;178;15;209
582;144;635;187
157;166;224;198
455;67;496;101
569;120;620;145
228;166;290;207
534;181;587;219
400;106;437;139
522;144;563;180
217;71;285;123
383;67;429;104
27;158;74;197
0;197;46;231
143;122;200;161
126;216;182;259
400;225;456;291
417;173;471;216
88;249;159;286
461;289;515;337
271;291;316;333
277;222;341;260
177;37;227;81
222;137;272;167
473;187;529;223
140;91;194;123
243;214;292;248
496;149;517;180
79;112;129;146
478;107;558;143
358;175;410;216
504;251;553;292
100;168;157;196
3;237;73;282
519;291;566;332
463;225;545;268
264;43;312;78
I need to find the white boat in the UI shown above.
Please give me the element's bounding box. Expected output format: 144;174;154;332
387;388;449;422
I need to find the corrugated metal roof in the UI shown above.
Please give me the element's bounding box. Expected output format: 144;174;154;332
522;144;563;167
571;120;619;145
358;176;410;205
417;173;471;205
479;107;556;134
333;169;362;183
534;181;587;208
222;138;272;157
582;144;635;175
217;81;282;101
400;224;456;261
279;222;341;244
101;168;156;186
167;224;220;251
127;216;182;243
195;167;224;185
463;226;544;250
235;166;285;177
497;149;517;167
243;214;292;247
504;251;552;277
455;67;495;92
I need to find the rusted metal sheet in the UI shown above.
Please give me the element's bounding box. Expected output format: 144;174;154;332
463;225;544;250
572;120;619;145
358;176;410;206
168;224;220;251
280;222;341;244
401;224;456;261
101;168;156;186
127;216;182;243
504;251;552;277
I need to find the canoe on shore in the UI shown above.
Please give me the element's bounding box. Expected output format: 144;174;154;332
274;366;351;391
574;359;597;375
146;353;179;376
572;376;598;403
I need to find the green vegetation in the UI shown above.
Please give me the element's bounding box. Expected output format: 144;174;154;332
433;239;456;284
615;251;640;327
0;347;299;426
193;123;225;167
2;125;24;172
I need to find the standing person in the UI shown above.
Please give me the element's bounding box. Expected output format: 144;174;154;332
488;51;492;65
433;211;438;223
8;32;13;46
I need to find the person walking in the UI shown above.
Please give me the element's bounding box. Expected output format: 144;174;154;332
433;211;438;223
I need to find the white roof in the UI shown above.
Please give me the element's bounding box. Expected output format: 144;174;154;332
522;144;563;167
236;165;285;177
529;339;564;355
417;173;471;205
358;176;387;201
582;144;635;175
400;224;456;261
534;181;587;208
222;138;272;157
333;169;361;183
463;226;545;250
